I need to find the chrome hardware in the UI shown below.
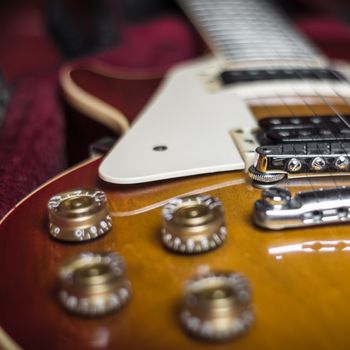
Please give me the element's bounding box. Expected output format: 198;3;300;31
311;157;326;171
335;155;349;170
180;272;253;341
261;187;291;208
249;144;350;184
48;189;112;242
162;195;227;254
58;252;131;316
287;158;302;172
254;186;350;230
248;166;286;183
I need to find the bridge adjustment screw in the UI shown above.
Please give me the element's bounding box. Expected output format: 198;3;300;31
311;157;326;171
180;272;254;341
335;156;349;170
287;158;302;172
162;195;227;254
48;189;112;242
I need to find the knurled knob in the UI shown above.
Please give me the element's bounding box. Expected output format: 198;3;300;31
180;272;253;341
58;252;131;317
162;195;227;254
48;189;112;242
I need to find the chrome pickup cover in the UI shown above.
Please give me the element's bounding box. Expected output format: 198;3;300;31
253;187;350;230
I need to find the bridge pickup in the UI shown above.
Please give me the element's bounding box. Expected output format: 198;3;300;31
253;187;350;230
258;115;350;143
220;68;347;86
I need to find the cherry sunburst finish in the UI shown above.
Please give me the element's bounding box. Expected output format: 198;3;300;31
3;0;350;349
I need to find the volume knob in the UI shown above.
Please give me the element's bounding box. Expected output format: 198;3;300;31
180;272;253;341
162;195;227;254
48;188;112;242
58;252;131;316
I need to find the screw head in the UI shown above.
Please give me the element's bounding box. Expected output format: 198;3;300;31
311;157;326;171
287;158;302;172
335;156;349;170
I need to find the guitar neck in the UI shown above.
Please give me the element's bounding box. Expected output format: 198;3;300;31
179;0;326;69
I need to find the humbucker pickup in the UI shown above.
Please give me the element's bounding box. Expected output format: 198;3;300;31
220;68;347;86
259;116;350;143
253;187;350;230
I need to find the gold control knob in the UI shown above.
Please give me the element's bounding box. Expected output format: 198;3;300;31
48;189;112;242
180;272;253;341
162;195;227;253
58;252;131;316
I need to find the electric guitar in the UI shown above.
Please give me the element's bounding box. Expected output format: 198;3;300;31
2;0;350;349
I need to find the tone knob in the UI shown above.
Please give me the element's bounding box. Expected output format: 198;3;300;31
180;272;253;341
162;195;227;254
48;189;112;242
58;252;131;316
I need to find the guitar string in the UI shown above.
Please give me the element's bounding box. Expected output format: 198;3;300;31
270;48;350;205
307;65;350;201
274;54;349;203
260;52;322;199
257;2;350;200
195;0;350;212
261;44;344;204
255;87;319;197
189;0;342;198
295;62;350;199
288;70;346;203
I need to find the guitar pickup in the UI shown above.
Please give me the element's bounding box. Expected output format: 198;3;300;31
220;68;347;86
258;115;350;144
253;187;350;230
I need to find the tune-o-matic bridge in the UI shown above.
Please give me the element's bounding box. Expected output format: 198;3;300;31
254;187;350;230
249;116;350;183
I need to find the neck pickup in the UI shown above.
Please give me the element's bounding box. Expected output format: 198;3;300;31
220;68;346;86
